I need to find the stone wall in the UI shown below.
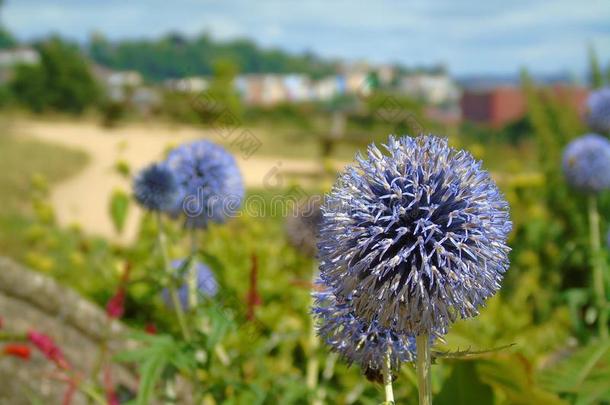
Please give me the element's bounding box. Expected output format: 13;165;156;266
0;257;138;404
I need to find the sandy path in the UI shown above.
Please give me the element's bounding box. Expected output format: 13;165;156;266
17;119;326;243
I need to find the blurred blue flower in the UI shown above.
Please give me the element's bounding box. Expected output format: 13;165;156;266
318;135;511;336
163;259;218;309
133;163;181;212
165;140;244;228
587;87;610;133
313;283;418;375
562;134;610;193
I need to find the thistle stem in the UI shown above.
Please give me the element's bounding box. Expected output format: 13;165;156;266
156;212;192;341
588;196;608;339
307;262;320;403
382;347;395;404
188;228;199;309
416;334;432;405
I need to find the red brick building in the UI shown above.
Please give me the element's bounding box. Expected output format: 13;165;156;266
460;85;589;128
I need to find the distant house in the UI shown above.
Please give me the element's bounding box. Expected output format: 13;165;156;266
92;65;143;102
399;73;460;105
165;76;209;93
0;47;40;83
460;85;588;128
236;74;288;106
461;86;525;128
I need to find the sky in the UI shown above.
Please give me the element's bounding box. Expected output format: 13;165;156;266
3;0;610;76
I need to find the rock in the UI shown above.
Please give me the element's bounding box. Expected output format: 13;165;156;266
0;256;138;404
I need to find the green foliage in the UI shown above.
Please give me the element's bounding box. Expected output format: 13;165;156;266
9;37;100;114
88;33;337;82
588;45;604;89
435;361;493;405
539;341;610;404
109;189;130;234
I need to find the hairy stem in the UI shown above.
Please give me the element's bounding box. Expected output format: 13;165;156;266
589;196;608;339
156;212;191;341
188;229;199;309
416;334;432;405
382;347;395;404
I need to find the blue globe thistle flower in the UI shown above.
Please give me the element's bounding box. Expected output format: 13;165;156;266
587;87;610;133
562;134;610;193
163;259;218;309
165;140;244;228
313;283;418;377
133;163;181;212
318;135;512;336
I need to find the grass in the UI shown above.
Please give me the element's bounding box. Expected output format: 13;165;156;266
0;131;89;213
0;125;89;257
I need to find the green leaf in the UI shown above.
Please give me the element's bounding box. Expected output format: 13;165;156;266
109;188;130;234
478;355;567;405
538;340;610;404
434;361;493;405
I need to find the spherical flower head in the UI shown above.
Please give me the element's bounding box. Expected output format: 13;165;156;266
313;282;418;376
133;163;182;212
318;135;512;336
165;140;244;228
587;87;610;133
562;134;610;193
284;196;323;257
163;259;218;309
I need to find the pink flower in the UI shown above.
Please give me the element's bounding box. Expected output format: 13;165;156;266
27;330;70;370
106;288;126;319
104;367;120;405
106;263;131;319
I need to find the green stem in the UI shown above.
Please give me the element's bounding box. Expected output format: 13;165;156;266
588;196;609;339
156;212;192;342
307;262;320;402
382;347;395;404
188;229;199;309
416;334;432;405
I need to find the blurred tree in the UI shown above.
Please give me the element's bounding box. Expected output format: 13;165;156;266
588;44;603;88
206;58;242;119
10;37;100;114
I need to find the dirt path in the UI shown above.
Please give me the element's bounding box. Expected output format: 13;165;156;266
16;119;328;243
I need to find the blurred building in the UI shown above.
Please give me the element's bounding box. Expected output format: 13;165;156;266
0;47;39;83
92;65;143;102
461;85;589;128
399;73;460;105
164;76;209;93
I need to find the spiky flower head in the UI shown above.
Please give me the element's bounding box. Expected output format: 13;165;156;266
562;134;610;193
133;163;181;212
165;140;244;228
587;87;610;134
313;282;417;377
318;135;511;336
284;196;323;257
163;259;218;309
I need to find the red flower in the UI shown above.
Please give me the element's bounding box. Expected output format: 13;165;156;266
104;367;120;405
27;330;70;370
3;344;31;360
106;288;126;319
144;323;157;335
106;263;131;319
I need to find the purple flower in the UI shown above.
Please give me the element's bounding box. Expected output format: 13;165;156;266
318;135;511;336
